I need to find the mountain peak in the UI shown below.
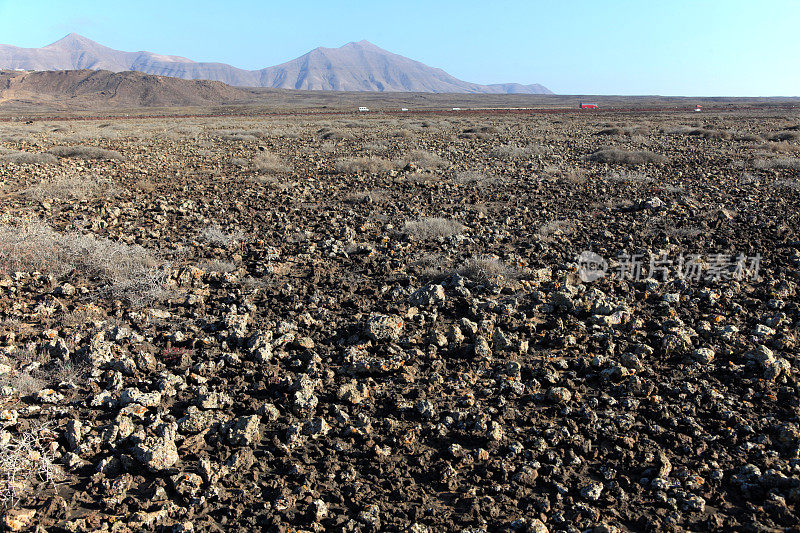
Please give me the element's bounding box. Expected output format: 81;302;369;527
342;40;383;51
45;33;102;50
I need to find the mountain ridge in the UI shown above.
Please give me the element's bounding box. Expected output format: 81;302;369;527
0;34;552;94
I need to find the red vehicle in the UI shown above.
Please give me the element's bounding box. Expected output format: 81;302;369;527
580;102;599;109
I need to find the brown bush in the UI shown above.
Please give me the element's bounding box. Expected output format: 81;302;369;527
586;148;668;165
46;145;124;160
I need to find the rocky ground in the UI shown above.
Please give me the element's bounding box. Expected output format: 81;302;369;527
0;110;798;532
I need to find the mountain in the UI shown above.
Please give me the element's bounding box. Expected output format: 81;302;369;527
256;40;551;93
0;69;253;108
0;34;551;94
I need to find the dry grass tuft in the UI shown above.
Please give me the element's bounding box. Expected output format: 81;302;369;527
24;174;118;201
0;218;169;306
199;225;245;247
490;144;548;159
586;148;668;165
398;149;449;169
536;220;576;241
754;157;800;170
318;128;354;141
253;151;291;174
768;131;800;142
47;145;124;160
604;170;654;183
0;151;59;165
458;255;517;282
403;217;466;240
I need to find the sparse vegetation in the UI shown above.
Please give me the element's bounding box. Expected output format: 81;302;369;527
536;219;576;241
754;157;800;170
403;217;465;240
0;425;58;509
253;151;291;173
0;107;797;529
398;149;449;169
0;151;59;165
458;255;517;282
334;156;394;174
0;218;168;306
199;224;245;247
586;148;668;165
490;143;547;159
768;131;800;142
46;145;124;160
24;173;118;200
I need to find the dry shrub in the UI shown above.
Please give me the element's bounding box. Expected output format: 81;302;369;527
254;151;291;174
458;255;516;282
0;425;58;509
734;132;763;142
253;175;292;191
490;144;547;159
24;173;118;201
686;128;732;139
752;142;800;153
318;128;354;141
768;131;800;142
605;170;654;183
462;126;498;134
773;179;800;190
199;225;244;247
666;226;704;238
459;126;497;139
403;217;465;240
0;151;59;165
0;367;45;398
216;130;259;142
334;156;394;174
667;126;732;140
47;145;124;160
363;141;390;154
0;218;169;306
199;259;238;274
392;129;415;139
416;253;453;280
596;127;623;136
398;149;449;169
586;148;667;165
754;157;800;170
536;220;576;241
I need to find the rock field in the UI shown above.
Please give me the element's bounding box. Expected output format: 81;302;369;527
0;110;799;532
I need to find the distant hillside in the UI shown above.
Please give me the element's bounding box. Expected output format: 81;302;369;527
0;69;252;108
0;33;552;94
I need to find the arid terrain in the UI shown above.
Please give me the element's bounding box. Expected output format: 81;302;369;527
0;105;799;532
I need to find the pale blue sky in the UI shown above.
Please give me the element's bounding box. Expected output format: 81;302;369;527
0;0;797;96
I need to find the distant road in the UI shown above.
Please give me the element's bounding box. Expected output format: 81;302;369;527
1;104;798;123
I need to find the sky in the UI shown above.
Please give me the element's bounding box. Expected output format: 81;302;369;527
0;0;798;96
